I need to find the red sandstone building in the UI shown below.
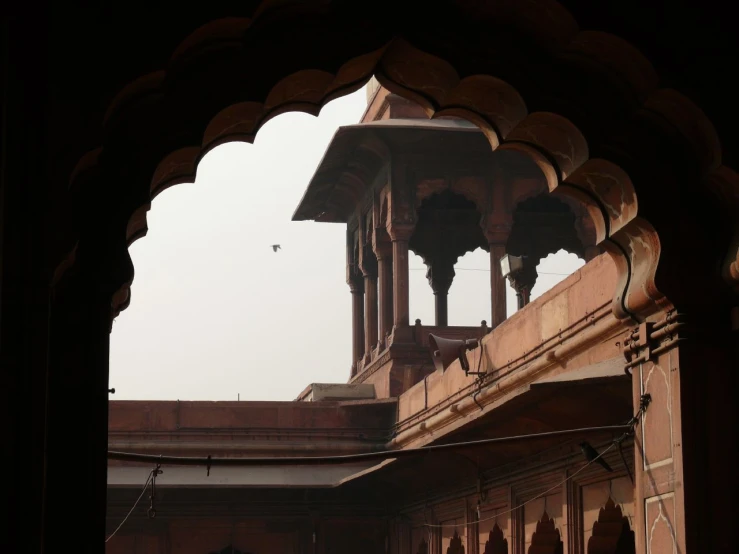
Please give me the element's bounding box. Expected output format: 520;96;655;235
3;3;738;553
108;84;665;554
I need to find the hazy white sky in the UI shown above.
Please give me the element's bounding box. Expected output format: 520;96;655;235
109;85;583;401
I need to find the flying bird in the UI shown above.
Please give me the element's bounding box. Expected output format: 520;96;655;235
271;244;281;252
579;441;613;472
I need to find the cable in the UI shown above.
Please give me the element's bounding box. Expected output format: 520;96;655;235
105;398;648;536
105;469;155;543
108;424;631;467
423;441;617;529
422;394;650;529
409;268;572;276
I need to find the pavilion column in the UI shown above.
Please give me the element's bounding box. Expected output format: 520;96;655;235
488;243;507;328
375;242;394;349
362;269;378;362
482;203;512;329
348;277;365;376
389;225;414;342
427;259;455;327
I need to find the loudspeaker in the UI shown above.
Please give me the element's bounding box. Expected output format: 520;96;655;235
429;334;479;372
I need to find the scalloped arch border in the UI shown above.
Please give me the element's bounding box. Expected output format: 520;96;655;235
59;1;732;322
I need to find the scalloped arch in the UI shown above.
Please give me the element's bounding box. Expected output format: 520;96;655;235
435;76;527;137
58;1;735;321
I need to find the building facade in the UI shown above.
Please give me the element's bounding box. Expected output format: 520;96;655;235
3;3;738;552
108;89;644;553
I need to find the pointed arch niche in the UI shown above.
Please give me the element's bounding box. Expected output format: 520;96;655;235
478;501;510;554
416;536;429;554
581;477;635;554
522;493;563;554
528;512;563;554
587;498;636;554
444;530;466;554
412;524;434;554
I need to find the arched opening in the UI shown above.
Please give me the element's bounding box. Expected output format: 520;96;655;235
443;530;466;554
530;250;586;301
505;194;586;310
448;248;492;326
582;478;635;554
109;90;368;400
524;495;563;554
409;251;436;326
481;522;509;554
109;79;618;398
527;512;563;554
10;5;736;552
409;190;488;327
586;498;636;554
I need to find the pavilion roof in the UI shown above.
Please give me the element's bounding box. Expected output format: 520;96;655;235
292;118;489;223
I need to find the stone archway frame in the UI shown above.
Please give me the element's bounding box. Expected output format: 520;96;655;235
59;1;733;324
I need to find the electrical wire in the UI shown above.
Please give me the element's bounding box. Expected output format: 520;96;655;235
409;268;572;276
105;439;621;536
422;441;618;529
105;469;155;543
107;423;631;467
422;394;650;529
106;397;649;537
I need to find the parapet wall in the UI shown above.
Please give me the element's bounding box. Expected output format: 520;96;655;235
397;253;622;429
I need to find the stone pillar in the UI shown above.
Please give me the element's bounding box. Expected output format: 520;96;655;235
482;201;513;328
625;318;686;554
46;267;113;550
348;278;365;376
44;212;129;552
375;242;394;349
363;270;378;361
389;225;414;342
427;259;455;327
489;244;507;328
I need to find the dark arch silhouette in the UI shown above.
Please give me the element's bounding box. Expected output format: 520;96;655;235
587;498;636;554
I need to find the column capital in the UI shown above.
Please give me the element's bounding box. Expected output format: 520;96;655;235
388;223;415;242
426;258;456;296
481;210;513;244
359;252;378;278
483;227;512;245
373;239;393;261
347;275;364;293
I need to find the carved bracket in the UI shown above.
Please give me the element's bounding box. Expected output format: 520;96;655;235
622;311;685;374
